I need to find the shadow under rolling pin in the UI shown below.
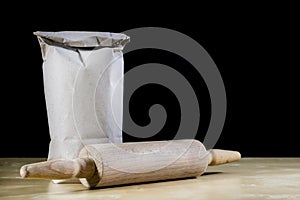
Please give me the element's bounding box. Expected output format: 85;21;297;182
20;139;241;188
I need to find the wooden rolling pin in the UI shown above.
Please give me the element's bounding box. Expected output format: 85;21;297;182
20;140;241;188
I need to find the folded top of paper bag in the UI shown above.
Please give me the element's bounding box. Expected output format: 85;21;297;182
34;31;130;48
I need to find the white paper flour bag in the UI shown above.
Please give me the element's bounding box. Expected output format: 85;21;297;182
35;31;129;161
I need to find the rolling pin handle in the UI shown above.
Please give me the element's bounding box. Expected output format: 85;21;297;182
20;157;95;179
208;149;241;166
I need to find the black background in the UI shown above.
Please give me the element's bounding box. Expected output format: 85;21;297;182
0;8;298;157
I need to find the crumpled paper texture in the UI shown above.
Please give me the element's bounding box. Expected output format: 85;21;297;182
35;31;129;160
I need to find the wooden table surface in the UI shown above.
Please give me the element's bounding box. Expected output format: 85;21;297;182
0;158;299;200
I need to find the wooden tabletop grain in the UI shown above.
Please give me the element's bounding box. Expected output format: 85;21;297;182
0;158;299;200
